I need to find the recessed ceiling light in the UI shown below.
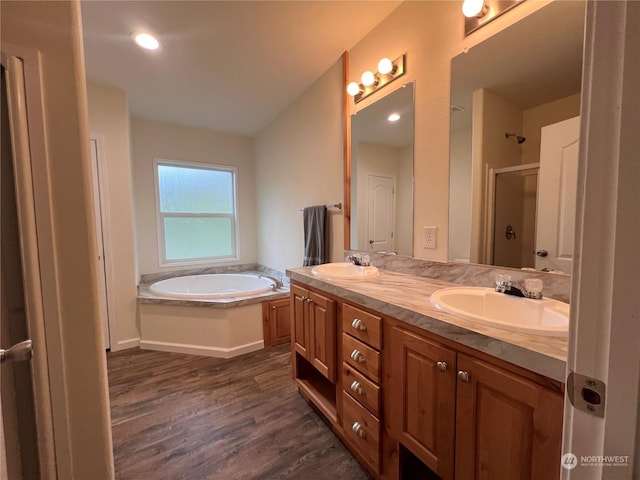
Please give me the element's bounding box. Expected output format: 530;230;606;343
133;32;160;51
388;113;401;122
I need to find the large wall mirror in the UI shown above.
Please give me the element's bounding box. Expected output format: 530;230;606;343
448;1;585;274
348;83;415;256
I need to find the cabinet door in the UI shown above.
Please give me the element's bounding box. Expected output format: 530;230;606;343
291;285;309;357
264;298;291;347
455;354;563;480
392;328;456;480
308;290;336;382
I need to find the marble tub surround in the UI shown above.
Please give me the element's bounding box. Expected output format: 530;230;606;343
287;267;568;382
344;250;571;303
138;264;289;308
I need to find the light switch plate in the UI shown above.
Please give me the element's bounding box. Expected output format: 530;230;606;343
423;226;437;249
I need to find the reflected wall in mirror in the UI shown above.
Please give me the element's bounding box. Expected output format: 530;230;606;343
448;1;585;273
349;83;414;256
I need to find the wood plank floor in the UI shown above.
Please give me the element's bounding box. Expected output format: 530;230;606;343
107;344;372;480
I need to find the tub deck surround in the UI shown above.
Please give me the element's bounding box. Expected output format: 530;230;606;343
137;265;289;308
137;264;289;358
287;267;567;383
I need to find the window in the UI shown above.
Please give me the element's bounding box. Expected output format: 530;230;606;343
154;159;238;265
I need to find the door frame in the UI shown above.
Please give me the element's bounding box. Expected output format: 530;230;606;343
1;47;59;479
562;2;640;478
89;135;115;350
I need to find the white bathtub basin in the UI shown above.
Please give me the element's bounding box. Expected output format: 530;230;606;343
429;287;569;337
311;262;379;281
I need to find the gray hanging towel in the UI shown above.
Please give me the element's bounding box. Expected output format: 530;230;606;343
303;205;329;266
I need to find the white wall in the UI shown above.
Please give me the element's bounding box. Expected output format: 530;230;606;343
255;60;344;272
131;117;256;275
449;126;472;261
86;82;139;351
396;145;413;256
1;1;114;478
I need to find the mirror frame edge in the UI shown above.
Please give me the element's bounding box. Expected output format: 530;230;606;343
343;50;351;250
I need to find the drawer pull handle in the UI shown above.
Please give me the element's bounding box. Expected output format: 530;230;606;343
436;361;448;373
350;349;366;364
351;318;367;331
352;422;367;439
350;380;365;396
457;370;471;383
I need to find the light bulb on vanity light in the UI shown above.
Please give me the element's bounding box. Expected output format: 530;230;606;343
361;70;376;87
377;58;394;75
346;82;361;96
462;0;488;18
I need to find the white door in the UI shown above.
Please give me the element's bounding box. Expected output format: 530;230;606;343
89;139;111;350
535;116;580;273
366;174;395;252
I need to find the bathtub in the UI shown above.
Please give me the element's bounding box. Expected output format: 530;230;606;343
149;273;275;299
138;271;288;358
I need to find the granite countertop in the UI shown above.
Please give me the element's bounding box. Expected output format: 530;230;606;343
287;267;568;383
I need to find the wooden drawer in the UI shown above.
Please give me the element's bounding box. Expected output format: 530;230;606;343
342;391;380;472
342;362;380;416
342;303;382;350
343;333;380;383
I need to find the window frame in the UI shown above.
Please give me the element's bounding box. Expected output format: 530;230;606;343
153;158;239;267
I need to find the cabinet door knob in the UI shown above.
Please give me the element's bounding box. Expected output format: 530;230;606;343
352;422;367;439
305;297;312;303
436;361;448;373
457;370;471;383
350;349;366;364
351;318;367;331
350;380;365;396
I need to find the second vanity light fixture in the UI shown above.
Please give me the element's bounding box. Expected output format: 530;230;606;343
462;0;524;36
347;55;406;104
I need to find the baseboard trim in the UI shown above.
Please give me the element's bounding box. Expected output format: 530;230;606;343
139;339;264;358
112;337;140;351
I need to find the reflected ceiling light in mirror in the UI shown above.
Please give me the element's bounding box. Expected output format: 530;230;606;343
463;0;525;36
346;54;406;104
132;32;160;50
388;113;401;122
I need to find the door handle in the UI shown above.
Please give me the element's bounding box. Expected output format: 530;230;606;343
536;249;548;257
0;340;33;364
505;224;517;240
368;240;374;244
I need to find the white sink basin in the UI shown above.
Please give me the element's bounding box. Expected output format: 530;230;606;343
430;287;569;337
311;262;380;281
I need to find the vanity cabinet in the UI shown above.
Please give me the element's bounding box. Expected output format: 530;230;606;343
391;326;563;480
262;298;291;347
454;353;563;480
391;327;456;479
341;302;384;473
291;284;336;381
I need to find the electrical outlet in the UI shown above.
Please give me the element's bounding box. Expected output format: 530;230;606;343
423;226;437;249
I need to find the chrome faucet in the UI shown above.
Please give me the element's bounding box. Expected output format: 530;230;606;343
495;275;543;299
258;274;283;291
347;254;371;267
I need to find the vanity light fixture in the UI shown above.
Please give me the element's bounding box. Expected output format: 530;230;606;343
132;32;160;50
463;0;525;36
388;113;401;122
347;54;406;104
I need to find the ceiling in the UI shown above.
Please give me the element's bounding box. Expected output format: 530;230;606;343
81;1;401;137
